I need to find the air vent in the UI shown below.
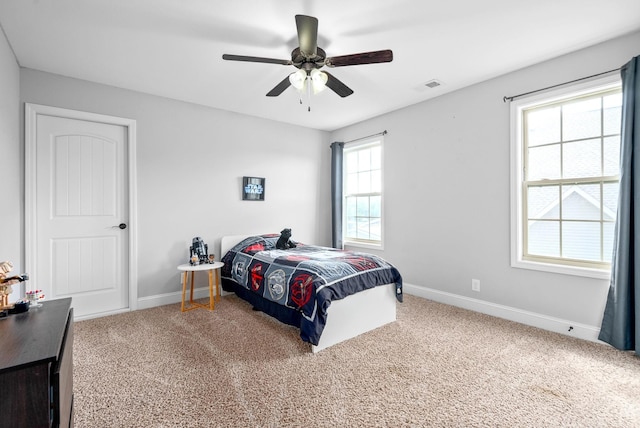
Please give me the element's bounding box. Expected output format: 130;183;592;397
424;79;443;89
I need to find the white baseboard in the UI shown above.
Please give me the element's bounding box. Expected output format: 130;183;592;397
137;287;213;310
73;287;214;321
74;307;131;322
403;283;603;343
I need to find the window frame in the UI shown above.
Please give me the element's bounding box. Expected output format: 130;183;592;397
510;74;621;279
343;136;384;250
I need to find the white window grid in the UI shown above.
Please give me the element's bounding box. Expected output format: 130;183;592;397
343;138;383;248
510;74;621;278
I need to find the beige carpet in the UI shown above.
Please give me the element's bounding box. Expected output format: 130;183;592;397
73;294;640;427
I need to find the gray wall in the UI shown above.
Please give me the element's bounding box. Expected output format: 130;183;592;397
0;27;21;300
330;30;640;331
18;69;331;300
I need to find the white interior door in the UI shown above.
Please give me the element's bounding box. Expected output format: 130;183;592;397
26;105;136;319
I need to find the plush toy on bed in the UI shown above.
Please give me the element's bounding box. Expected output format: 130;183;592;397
276;228;297;250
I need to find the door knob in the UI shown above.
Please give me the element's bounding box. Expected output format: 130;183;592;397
118;223;127;230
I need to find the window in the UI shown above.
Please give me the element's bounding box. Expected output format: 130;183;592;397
511;75;622;278
343;138;383;248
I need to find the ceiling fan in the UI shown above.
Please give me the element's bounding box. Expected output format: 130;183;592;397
222;15;393;98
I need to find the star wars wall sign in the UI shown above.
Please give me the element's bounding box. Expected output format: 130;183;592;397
242;176;265;201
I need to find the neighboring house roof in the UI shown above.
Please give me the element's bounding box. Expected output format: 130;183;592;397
532;185;617;221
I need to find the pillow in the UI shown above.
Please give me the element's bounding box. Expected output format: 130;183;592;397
233;234;278;256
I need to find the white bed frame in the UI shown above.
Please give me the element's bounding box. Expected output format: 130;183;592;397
221;235;397;353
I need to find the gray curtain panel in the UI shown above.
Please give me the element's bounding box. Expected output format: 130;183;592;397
330;142;344;249
599;55;640;354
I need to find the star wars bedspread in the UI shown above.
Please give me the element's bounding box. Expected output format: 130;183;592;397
221;235;403;346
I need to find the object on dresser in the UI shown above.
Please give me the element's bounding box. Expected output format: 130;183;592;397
8;300;29;314
0;261;29;310
276;228;297;250
189;236;212;265
25;289;45;308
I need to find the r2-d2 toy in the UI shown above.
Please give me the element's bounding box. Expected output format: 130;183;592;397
189;237;209;265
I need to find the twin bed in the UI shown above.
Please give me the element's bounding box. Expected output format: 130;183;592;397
220;234;403;352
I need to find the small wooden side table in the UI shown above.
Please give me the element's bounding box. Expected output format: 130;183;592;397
177;261;224;312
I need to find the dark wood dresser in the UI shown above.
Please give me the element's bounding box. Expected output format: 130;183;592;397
0;298;74;428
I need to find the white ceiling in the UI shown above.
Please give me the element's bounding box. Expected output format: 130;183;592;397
1;0;639;131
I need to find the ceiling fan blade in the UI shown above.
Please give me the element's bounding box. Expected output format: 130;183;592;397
266;76;292;97
222;54;292;66
295;15;318;58
325;49;393;67
324;72;354;98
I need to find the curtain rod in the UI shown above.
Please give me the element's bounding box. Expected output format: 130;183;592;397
343;130;387;144
503;68;620;103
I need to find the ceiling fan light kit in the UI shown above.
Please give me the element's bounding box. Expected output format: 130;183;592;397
222;14;393;104
289;69;307;90
289;69;328;94
310;69;328;94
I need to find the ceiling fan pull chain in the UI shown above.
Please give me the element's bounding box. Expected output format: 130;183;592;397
307;77;312;112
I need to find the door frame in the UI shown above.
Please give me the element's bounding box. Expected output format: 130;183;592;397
25;103;138;315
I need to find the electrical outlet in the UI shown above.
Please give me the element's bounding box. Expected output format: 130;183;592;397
472;279;480;292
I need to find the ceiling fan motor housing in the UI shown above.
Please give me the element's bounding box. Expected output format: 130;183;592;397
291;47;326;70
